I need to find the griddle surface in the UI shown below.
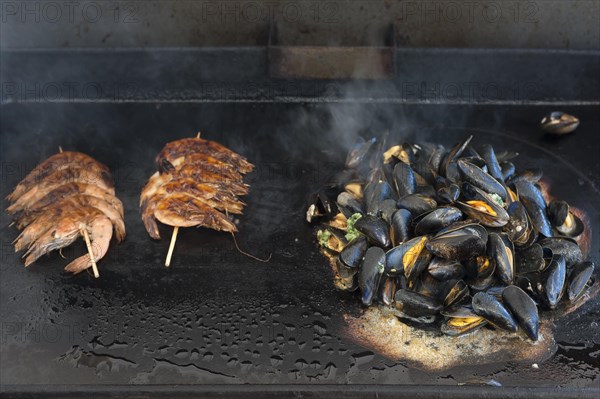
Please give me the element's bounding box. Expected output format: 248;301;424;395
1;102;599;395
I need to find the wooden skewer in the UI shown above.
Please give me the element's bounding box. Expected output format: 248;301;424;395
80;224;99;278
58;146;63;153
165;226;179;267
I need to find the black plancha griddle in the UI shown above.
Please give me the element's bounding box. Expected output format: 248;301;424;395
0;47;599;398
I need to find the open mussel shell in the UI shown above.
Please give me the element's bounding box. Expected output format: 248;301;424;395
306;191;338;223
488;233;515;286
541;254;566;309
538;237;583;266
333;258;358;292
441;136;473;177
336;192;364;218
472;292;518;332
344;180;363;200
540;111;580;135
441;305;487;336
317;227;348;254
384;143;415;165
385;236;429;281
426;224;487;261
457;158;507;201
340;235;368;269
441;279;469;307
465;256;498;292
568;261;595;302
354;215;391;248
457;183;509;227
394;289;442;319
397;194;437;217
414;206;463;235
359;247;386;306
346;137;377;169
390;209;412;245
504;201;533;246
547;200;584;237
514;180;553;238
502;285;539;341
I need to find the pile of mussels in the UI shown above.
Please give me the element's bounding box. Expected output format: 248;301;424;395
307;136;595;341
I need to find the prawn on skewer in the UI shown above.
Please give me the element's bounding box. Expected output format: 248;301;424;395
7;150;124;277
140;133;255;266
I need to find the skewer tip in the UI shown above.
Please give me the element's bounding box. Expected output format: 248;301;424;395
165;226;179;267
80;224;99;278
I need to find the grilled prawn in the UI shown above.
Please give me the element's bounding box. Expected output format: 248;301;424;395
7;150;124;277
140;134;253;266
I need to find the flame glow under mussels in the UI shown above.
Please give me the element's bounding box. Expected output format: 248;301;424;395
309;135;595;342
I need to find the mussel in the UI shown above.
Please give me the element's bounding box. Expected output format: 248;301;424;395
426;224;487;261
339;235;368;269
306;191;336;223
502;286;539;341
394;289;442;319
336;192;364;218
480;144;504;182
414;206;463;235
333;258;358;292
500;161;516;181
346;137;377;168
397;194;437;216
317;227;347;254
390;209;412;245
547;200;584;237
359;247;386;306
386;236;430;283
542;254;566;309
442;279;469;307
457;183;509;227
441;305;487;336
441;136;473;177
538;237;583;266
457;159;508;201
515;243;545;274
540;111;579;135
472;292;518;332
435;176;460;204
567;262;595;302
393;162;416;197
366;180;396;215
488;233;514;286
380;276;397;306
427;257;464;281
354;215;391;248
514;180;553;238
504;201;533;246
